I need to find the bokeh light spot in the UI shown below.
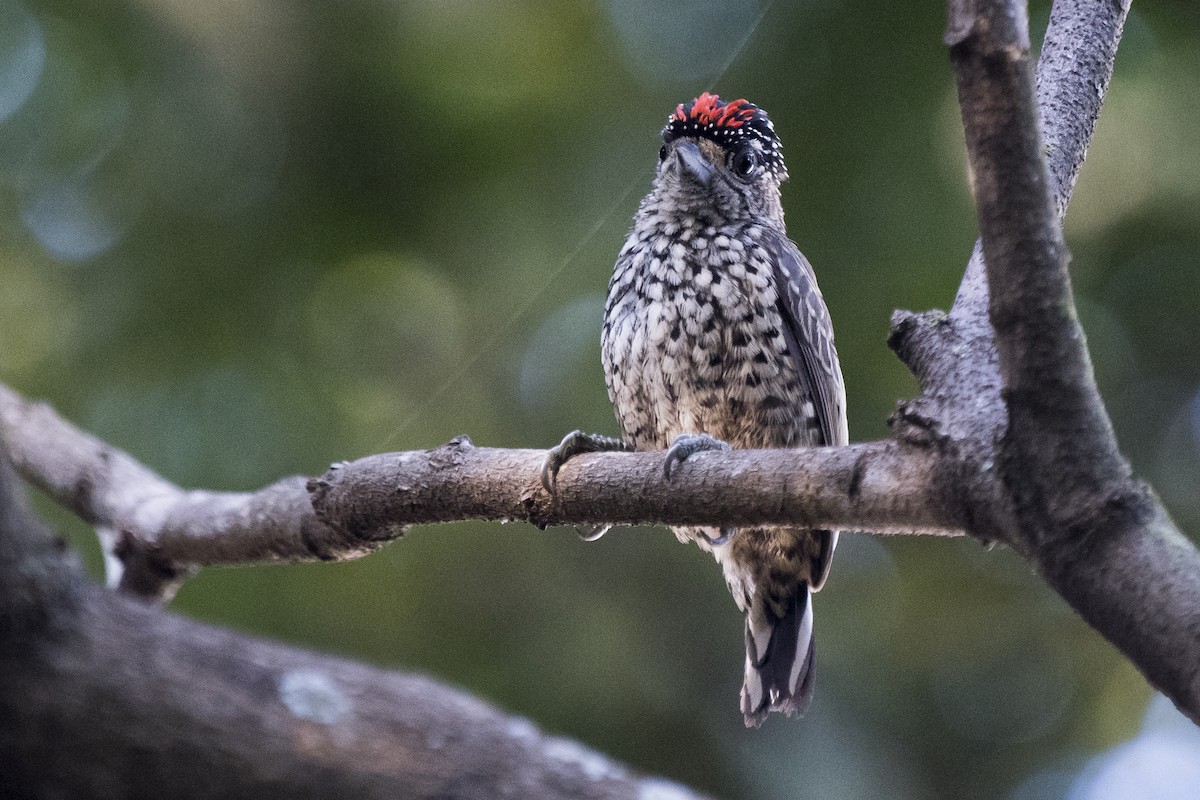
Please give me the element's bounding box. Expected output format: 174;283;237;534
22;162;133;261
0;248;77;374
1068;696;1200;800
305;252;474;445
0;0;45;122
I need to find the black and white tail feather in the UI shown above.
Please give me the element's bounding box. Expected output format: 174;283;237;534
742;582;816;725
717;525;833;727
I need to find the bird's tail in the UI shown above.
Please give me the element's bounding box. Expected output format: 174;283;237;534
740;584;815;727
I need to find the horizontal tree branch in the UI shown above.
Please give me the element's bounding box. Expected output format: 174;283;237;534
0;452;712;800
309;435;960;536
0;382;963;603
0;384;392;600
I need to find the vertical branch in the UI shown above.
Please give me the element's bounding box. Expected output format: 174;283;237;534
952;0;1132;317
1035;0;1133;217
947;0;1200;720
948;0;1131;536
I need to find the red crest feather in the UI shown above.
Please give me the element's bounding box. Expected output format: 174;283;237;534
663;92;785;174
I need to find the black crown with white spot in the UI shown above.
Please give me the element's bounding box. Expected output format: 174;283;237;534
662;92;785;175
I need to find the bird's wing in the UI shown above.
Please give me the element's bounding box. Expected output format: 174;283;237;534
761;228;847;450
761;228;847;591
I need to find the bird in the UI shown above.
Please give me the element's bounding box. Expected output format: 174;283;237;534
542;92;847;726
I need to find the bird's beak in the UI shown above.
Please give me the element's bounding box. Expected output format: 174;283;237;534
674;140;714;187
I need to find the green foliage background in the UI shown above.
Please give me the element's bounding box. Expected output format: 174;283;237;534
3;1;1199;797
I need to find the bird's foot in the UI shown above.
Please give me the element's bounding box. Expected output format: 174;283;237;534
663;433;736;547
540;430;630;494
662;433;730;480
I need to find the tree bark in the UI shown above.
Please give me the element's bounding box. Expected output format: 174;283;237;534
0;383;957;604
0;384;388;601
946;0;1200;715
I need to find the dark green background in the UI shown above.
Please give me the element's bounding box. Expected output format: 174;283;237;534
3;1;1199;797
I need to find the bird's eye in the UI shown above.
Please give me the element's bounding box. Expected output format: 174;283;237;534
658;144;668;162
732;149;759;177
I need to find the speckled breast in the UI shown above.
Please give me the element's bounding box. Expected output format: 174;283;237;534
601;219;813;452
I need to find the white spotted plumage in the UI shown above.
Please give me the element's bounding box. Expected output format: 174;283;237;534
601;95;846;726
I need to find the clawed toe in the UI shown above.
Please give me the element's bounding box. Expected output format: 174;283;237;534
540;448;567;494
541;430;630;494
662;433;731;480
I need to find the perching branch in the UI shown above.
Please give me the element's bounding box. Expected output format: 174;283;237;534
308;436;958;536
0;383;958;605
0;4;1140;599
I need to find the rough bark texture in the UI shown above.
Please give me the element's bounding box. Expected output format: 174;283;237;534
308;436;956;536
2;1;1199;799
949;0;1200;715
0;384;956;604
0;384;386;601
892;0;1200;718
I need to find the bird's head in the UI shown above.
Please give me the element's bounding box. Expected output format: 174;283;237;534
652;92;788;224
